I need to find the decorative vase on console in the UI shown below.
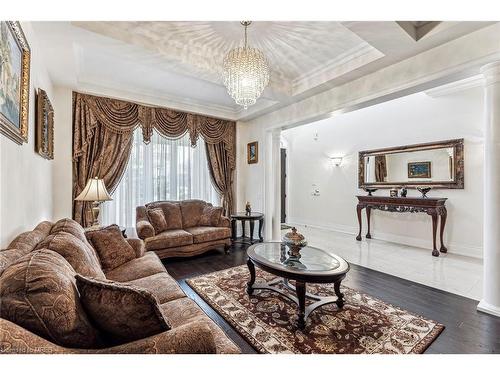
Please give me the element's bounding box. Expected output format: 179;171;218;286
245;201;252;215
400;187;408;197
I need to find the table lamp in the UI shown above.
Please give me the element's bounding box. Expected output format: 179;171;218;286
75;177;112;227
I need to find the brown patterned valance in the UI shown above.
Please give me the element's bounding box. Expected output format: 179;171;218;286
72;92;236;226
72;92;236;168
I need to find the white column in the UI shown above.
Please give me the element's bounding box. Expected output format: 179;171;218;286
271;129;282;240
478;61;500;317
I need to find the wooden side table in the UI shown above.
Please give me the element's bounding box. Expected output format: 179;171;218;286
230;212;264;244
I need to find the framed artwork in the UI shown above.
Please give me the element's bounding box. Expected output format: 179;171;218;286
408;161;431;179
35;89;54;159
247;141;258;164
0;21;30;144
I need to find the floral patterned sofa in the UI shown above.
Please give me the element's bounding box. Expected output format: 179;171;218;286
0;219;239;354
136;199;231;259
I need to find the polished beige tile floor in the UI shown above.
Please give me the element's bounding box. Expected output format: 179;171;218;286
282;224;483;300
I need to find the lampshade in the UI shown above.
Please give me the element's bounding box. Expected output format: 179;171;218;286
75;177;112;202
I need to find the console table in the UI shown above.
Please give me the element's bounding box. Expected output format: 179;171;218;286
355;196;448;257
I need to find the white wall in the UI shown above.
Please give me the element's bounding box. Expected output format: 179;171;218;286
281;89;483;258
0;22;55;248
51;87;73;220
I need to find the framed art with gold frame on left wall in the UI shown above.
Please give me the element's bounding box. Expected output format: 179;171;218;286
0;21;31;144
35;88;54;159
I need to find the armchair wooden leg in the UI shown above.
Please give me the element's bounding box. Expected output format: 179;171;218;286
224;243;230;254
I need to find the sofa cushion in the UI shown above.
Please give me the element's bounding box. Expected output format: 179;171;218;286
51;218;90;245
145;229;193;251
76;275;171;344
5;221;53;254
0;249;23;276
185;227;231;244
147;208;169;234
180;200;206;228
105;252;166;282
85;225;136;272
148;202;183;230
127;272;185;304
0;250;102;349
199;205;223;226
36;232;105;279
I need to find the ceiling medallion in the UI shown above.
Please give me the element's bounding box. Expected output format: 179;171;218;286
222;21;270;109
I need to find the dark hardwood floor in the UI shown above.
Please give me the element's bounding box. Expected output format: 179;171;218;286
162;241;500;354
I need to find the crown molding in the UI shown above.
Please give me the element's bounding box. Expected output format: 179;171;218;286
424;75;484;97
291;43;384;95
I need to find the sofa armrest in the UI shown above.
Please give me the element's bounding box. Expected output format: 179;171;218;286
126;238;145;258
0;318;217;354
0;318;72;354
136;205;155;240
218;216;231;228
95;322;217;354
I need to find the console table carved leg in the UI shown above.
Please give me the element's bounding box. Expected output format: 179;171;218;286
246;259;256;294
366;206;372;239
356;204;363;241
430;212;439;257
258;218;264;242
439;208;448;253
295;281;307;330
241;220;246;238
249;220;255;243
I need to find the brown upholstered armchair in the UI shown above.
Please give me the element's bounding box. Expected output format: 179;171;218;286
136;200;231;259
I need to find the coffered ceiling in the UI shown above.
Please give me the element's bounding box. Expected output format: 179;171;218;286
32;21;493;121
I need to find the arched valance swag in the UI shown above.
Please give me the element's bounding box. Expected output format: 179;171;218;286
72;92;236;226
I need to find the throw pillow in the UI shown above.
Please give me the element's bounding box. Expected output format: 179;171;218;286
85;225;136;272
0;250;103;349
75;274;171;344
199;205;223;226
147;208;168;234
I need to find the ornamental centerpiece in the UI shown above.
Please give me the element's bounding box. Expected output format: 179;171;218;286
282;227;307;258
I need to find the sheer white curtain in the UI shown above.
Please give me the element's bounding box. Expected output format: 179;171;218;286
101;128;220;229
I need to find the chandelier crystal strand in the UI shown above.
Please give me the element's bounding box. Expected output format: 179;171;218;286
222;21;270;109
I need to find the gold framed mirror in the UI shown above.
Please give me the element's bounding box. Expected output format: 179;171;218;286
358;138;464;189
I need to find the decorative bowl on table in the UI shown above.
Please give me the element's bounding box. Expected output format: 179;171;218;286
417;186;432;198
364;188;377;196
282;227;307;258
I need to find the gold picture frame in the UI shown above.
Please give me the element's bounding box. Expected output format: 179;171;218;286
35;89;54;159
247;141;258;164
0;21;31;144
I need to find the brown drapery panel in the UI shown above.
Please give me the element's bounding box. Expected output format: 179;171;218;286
205;142;234;216
374;155;387;182
72;92;236;226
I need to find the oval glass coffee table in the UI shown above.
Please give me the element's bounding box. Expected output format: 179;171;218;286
246;242;350;330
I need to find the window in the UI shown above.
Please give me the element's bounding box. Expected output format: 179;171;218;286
101;128;219;229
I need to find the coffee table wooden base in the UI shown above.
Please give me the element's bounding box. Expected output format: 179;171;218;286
246;259;345;330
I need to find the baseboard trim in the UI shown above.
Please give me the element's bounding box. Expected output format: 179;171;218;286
287;217;483;259
477;300;500;317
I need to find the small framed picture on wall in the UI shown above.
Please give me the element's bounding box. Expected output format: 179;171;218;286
247;141;258;164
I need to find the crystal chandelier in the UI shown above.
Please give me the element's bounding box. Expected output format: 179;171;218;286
222;21;270;109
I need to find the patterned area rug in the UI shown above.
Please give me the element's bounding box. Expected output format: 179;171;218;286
187;265;444;354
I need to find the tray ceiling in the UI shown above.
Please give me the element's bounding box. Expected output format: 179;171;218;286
32;21;493;121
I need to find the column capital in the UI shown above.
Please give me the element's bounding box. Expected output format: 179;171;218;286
271;128;281;140
480;61;500;85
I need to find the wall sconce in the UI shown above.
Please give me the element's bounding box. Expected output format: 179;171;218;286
330;156;343;167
